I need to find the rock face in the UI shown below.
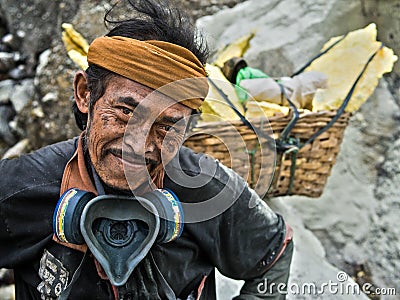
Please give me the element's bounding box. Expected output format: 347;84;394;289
198;0;400;297
0;0;80;72
178;0;248;19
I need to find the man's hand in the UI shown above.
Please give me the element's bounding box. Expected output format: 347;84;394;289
233;240;294;300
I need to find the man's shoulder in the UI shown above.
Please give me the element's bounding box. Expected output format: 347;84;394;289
171;146;246;184
11;137;78;171
0;137;79;200
176;146;207;174
31;137;79;162
164;146;250;204
169;146;219;177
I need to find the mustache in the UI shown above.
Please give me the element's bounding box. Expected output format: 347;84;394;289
108;148;158;166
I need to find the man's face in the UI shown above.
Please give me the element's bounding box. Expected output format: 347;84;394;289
85;75;192;191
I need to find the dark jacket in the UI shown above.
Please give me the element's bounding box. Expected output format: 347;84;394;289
0;137;291;299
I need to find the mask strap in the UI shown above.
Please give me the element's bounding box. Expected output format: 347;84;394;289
58;250;89;300
149;252;177;299
90;163;105;195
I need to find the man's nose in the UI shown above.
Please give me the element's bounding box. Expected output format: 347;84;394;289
124;123;156;156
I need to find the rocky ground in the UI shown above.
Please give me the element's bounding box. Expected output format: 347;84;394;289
0;0;399;299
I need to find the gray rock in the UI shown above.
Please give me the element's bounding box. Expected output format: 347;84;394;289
0;52;15;73
0;0;81;71
343;242;367;266
0;268;13;285
18;44;80;150
1;33;22;51
198;0;366;75
34;49;51;85
0;285;14;300
10;79;34;113
8;65;27;80
367;137;400;291
0;79;14;104
176;0;248;20
0;104;16;145
1;138;29;159
41;92;58;103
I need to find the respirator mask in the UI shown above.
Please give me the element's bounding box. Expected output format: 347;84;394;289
53;188;183;286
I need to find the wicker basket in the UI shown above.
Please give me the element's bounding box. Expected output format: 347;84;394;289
184;110;351;198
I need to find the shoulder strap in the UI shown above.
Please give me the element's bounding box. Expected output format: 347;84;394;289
291;34;347;77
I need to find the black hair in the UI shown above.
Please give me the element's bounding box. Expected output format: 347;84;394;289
73;0;209;130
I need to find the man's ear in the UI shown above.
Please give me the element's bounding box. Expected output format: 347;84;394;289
74;70;90;113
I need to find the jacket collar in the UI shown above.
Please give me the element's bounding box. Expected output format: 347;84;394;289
60;133;97;196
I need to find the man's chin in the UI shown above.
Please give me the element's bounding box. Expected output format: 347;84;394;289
96;160;159;194
102;178;150;194
104;183;132;195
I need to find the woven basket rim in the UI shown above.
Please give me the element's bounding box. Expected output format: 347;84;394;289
191;109;351;129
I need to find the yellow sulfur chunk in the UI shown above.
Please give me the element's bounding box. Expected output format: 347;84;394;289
66;49;89;70
201;64;244;122
62;23;90;69
62;23;89;55
308;23;397;112
245;100;290;118
213;32;255;68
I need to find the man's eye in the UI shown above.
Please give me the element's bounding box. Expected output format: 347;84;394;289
160;124;176;132
121;107;133;116
164;125;172;131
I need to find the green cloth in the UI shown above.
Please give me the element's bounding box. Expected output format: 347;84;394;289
236;67;270;103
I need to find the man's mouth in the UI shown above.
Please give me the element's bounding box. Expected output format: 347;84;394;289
108;148;157;167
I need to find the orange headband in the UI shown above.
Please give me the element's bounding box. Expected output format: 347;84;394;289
87;36;208;109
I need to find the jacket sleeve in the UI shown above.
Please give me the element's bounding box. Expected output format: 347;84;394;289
233;240;294;299
0;139;77;268
167;150;293;281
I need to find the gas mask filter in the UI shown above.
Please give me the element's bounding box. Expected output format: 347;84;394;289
53;188;183;286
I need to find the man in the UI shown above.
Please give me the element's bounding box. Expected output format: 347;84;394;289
0;0;293;299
